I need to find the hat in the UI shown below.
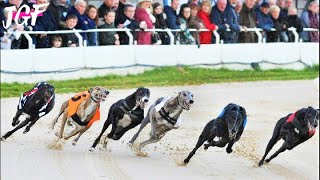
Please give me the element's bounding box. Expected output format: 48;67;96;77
138;0;152;3
260;2;270;8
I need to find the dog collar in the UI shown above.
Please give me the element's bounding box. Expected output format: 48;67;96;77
177;97;187;110
91;96;99;103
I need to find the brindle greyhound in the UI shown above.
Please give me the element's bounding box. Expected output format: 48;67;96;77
1;82;55;141
89;87;150;152
128;91;194;151
50;86;109;146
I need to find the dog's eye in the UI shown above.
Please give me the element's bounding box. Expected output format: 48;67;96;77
191;94;193;97
183;93;187;96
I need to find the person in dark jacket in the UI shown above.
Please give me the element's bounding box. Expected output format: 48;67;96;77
46;0;71;27
32;0;57;48
164;0;180;29
67;0;90;44
98;9;119;45
98;0;114;18
239;0;257;43
153;2;170;45
115;0;126;26
117;4;145;45
267;5;288;42
256;2;273;41
59;14;79;47
211;0;240;43
286;7;304;42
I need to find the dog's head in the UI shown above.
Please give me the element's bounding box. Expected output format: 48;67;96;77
225;107;245;140
38;83;55;102
177;90;194;110
304;107;319;135
134;87;150;109
89;86;110;103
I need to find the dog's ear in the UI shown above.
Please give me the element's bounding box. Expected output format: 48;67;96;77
88;88;94;93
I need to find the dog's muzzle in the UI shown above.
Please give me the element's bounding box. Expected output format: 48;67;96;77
183;100;194;110
139;96;149;109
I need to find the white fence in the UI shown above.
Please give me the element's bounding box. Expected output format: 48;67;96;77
1;28;319;83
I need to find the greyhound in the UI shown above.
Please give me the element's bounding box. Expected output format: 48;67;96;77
128;91;194;151
184;103;247;164
89;87;150;151
1;82;55;141
50;86;109;146
258;107;319;167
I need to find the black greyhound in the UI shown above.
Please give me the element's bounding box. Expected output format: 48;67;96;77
89;87;150;151
1;82;55;141
184;103;247;164
258;107;319;167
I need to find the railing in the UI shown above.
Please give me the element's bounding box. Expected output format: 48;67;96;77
15;27;319;49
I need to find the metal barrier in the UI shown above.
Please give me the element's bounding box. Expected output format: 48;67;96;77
11;27;320;49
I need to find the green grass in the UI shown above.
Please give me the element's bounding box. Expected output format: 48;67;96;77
1;65;319;98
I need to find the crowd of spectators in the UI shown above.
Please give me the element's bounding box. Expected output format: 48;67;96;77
0;0;319;49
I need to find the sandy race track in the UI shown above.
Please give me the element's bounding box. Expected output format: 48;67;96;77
1;80;319;180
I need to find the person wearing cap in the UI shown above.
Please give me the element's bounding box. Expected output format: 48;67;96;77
134;0;154;44
256;1;273;41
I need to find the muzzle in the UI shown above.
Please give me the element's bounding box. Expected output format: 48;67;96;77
138;96;149;109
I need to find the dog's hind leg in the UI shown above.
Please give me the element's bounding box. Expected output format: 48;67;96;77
56;112;68;139
1;119;30;141
12;110;23;127
89;119;112;152
51;101;68;130
139;136;160;150
258;136;281;166
265;142;287;164
184;135;209;164
128;115;150;146
64;126;81;140
23;117;39;134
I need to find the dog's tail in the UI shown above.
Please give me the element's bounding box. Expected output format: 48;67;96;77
50;101;69;129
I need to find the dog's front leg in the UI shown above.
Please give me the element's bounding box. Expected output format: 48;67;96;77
226;140;235;154
72;126;90;146
57;112;68;138
12;110;23;126
23;117;39;134
64;126;81;140
1;119;30;141
139;136;160;150
128;115;151;146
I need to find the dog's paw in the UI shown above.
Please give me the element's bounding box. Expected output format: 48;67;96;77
226;148;233;154
0;137;6;141
23;127;30;134
127;142;133;147
204;143;210;150
183;159;189;165
71;141;77;146
265;159;271;163
258;160;264;167
89;147;95;152
12;120;20;127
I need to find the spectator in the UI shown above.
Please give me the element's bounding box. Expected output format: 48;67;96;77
59;14;79;47
98;0;114;18
98;9;120;45
32;0;57;48
50;35;63;48
47;0;71;27
253;0;262;13
239;0;257;43
117;4;145;45
268;0;276;6
164;0;180;29
177;4;196;44
134;0;154;45
276;0;286;17
115;0;126;25
211;0;240;43
197;0;217;44
188;0;199;5
256;2;273;40
267;5;287;42
280;0;293;18
235;0;243;15
286;6;303;42
300;1;319;42
153;2;170;45
114;0;119;10
86;5;99;46
189;3;203;42
67;0;90;43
